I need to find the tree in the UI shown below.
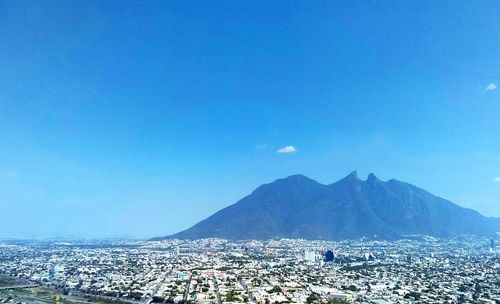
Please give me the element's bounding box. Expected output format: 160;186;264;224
306;293;318;304
328;300;351;304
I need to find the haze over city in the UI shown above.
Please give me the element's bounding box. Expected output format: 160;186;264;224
1;0;500;239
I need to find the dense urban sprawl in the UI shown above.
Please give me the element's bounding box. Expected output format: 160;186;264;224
0;236;499;304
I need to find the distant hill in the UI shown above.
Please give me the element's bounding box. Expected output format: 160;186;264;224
152;171;500;240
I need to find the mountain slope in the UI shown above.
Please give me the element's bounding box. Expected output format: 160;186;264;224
153;172;500;240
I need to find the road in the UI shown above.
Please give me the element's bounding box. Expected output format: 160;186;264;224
70;290;139;304
141;266;175;304
211;276;222;304
238;277;256;303
0;285;39;290
182;274;193;302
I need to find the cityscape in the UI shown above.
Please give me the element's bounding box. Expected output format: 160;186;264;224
1;236;499;304
2;1;500;304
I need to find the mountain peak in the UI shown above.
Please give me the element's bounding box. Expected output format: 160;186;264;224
157;171;500;241
282;174;310;181
367;172;379;183
346;170;359;179
335;170;361;186
252;174;323;196
273;174;320;186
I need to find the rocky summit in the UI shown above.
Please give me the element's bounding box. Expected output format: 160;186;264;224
154;171;500;240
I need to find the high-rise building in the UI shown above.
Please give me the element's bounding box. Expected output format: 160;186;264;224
304;250;317;262
491;239;495;251
324;250;334;262
406;254;412;263
364;252;375;261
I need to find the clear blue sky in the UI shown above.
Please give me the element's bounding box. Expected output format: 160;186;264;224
0;0;499;239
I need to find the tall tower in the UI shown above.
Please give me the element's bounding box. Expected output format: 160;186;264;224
324;250;334;262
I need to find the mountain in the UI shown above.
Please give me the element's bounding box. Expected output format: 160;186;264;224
153;171;500;240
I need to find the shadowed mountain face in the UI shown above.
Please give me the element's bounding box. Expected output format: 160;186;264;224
154;172;500;240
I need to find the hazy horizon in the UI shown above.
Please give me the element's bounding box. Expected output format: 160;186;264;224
1;0;500;239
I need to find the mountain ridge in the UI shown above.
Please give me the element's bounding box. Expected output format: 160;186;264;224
152;172;500;240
